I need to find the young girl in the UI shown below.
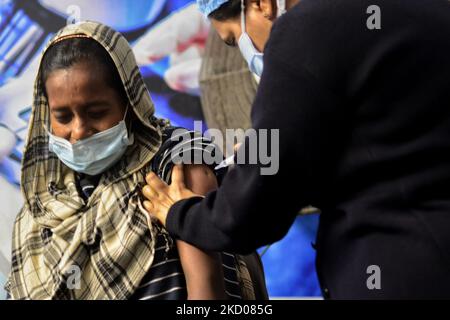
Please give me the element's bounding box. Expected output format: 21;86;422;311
5;21;266;300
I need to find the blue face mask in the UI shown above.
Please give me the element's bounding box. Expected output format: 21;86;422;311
237;0;286;77
47;106;134;176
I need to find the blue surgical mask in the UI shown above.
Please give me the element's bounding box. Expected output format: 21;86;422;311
238;0;286;77
46;106;134;176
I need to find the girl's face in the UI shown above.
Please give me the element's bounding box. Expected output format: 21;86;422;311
45;61;126;144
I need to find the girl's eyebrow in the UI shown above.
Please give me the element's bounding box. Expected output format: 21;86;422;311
50;101;110;112
84;102;110;109
50;105;70;112
82;99;110;107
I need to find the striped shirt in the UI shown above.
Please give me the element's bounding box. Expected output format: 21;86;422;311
77;173;242;300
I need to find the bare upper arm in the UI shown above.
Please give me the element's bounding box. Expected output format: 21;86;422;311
183;164;218;195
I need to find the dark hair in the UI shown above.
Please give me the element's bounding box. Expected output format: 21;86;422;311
40;37;127;102
208;0;242;21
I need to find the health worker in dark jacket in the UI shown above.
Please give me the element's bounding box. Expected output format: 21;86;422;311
142;0;450;299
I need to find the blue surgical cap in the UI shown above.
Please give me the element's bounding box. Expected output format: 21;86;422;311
197;0;230;17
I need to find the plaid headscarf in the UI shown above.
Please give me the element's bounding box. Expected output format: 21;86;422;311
5;21;168;299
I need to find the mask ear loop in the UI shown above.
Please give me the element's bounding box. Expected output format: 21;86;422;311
123;103;130;121
123;103;134;136
276;0;286;17
43;123;55;136
240;0;246;34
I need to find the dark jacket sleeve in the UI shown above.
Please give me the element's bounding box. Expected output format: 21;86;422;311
166;8;346;254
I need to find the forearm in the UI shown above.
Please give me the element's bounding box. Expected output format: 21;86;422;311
176;240;227;300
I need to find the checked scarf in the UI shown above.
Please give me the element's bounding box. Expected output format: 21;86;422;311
5;21;167;299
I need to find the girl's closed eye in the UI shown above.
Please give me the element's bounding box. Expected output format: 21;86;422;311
53;112;73;124
88;109;108;119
